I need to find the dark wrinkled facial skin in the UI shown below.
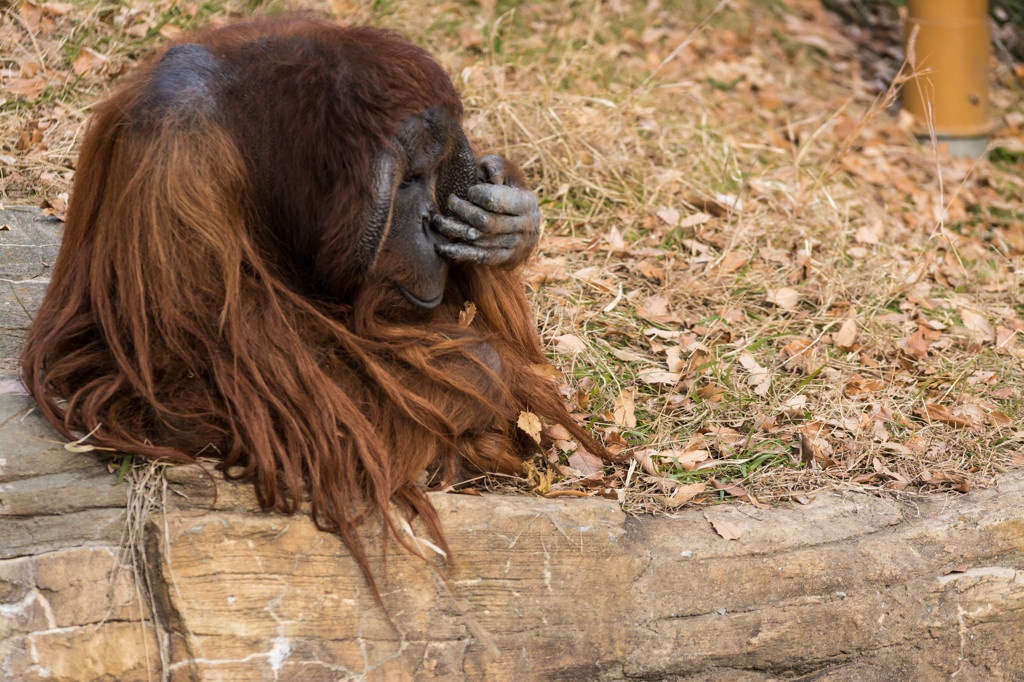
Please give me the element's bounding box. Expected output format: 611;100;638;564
372;108;541;310
373;108;475;309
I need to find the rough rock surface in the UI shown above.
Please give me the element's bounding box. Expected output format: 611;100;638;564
2;206;1023;681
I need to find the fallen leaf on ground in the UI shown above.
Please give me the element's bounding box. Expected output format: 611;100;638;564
703;510;741;540
72;47;109;76
665;346;684;372
569;448;604;477
666;482;706;507
8;77;48;99
854;221;884;244
843;373;884;397
717;252;749;275
835;318;858;350
712;478;748;497
904;326;941;359
637;296;683;325
920;404;972;429
958;307;996;343
554;334;586;354
800;431;839;468
658;449;712;470
543;490;590;498
638;370;681;386
920;470;970;493
765;287;799;310
613;388;637;428
517;411;542;445
738;350;771;396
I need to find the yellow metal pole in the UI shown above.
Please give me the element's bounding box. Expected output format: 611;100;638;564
903;0;991;157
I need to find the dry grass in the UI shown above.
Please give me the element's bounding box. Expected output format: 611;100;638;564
3;0;1023;513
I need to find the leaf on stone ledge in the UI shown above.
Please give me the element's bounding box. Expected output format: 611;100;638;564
703;510;741;540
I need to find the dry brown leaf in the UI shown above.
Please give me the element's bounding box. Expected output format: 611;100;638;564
658;449;712;471
686;193;742;216
450;487;483;496
799;431;839;468
458;301;477;327
765;287;799;310
920;470;970;493
988;411;1013;427
568;449;604;477
159;24;185;41
958;307;996;342
610;347;649;362
738;350;771;396
605;225;626;253
665;346;684;372
686;347;714;375
835;318;858;350
718;252;749;275
920;404;971;429
703;510;741;540
554;334;586;354
641;475;679;492
638;370;681;386
543;490;590;498
7;77;48;99
679;211;712;228
655;206;680;225
40;1;75;14
854;221;884;244
528;363;563;381
632;449;659;476
72;47;109;76
524;255;569;286
666;482;706;507
20;2;43;31
553;439;578;453
780;338;820;374
712;478;748;497
783;394;808;410
995;326;1018;354
645;328;696;343
637;296;683;325
843;373;885;397
904;326;940;359
742;493;769;510
613;388;637;428
942;564;973;575
19;60;42;78
696;383;724;402
638;259;665;281
543;424;572;440
516;411;542;445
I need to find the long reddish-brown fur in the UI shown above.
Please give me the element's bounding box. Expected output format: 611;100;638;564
20;17;605;597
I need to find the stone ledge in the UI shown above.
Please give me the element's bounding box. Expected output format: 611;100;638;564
2;389;1022;681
